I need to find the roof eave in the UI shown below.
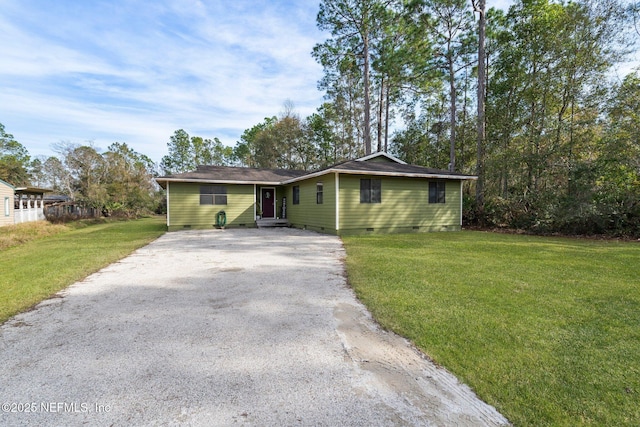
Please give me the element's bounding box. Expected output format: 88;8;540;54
15;186;54;193
282;169;334;184
156;166;477;188
282;168;477;184
155;177;284;187
333;169;478;180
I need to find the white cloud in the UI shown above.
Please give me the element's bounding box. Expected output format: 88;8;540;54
0;0;326;162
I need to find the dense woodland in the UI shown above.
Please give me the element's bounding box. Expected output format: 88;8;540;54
1;0;639;235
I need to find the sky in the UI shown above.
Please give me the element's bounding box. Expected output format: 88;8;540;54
0;0;328;163
1;0;636;164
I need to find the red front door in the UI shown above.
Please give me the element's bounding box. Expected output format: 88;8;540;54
261;188;275;218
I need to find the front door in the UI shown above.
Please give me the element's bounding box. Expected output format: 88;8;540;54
261;188;275;218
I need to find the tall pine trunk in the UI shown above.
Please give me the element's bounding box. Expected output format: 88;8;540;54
384;82;390;152
449;53;457;172
363;33;372;155
474;0;486;218
378;77;384;153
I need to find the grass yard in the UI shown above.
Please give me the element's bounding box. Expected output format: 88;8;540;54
0;221;69;250
0;217;166;324
343;231;640;426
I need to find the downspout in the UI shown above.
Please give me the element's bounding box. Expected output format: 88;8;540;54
166;181;170;227
459;180;463;227
335;172;340;233
253;184;257;220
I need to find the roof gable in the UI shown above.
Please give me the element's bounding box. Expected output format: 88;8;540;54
355;152;406;164
0;179;16;190
282;159;476;184
330;160;474;179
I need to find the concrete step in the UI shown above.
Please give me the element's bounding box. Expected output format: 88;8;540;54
256;218;290;228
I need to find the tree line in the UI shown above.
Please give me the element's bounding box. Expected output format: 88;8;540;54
164;0;639;236
1;124;160;218
308;0;640;236
160;100;364;174
2;0;639;235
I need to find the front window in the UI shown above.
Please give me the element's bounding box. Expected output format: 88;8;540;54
4;197;10;216
360;178;381;203
200;185;227;205
429;181;446;204
293;186;300;205
316;183;323;204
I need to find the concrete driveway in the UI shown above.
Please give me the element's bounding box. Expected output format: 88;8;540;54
0;228;508;426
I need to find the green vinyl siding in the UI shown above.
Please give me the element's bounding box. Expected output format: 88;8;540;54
338;175;461;235
286;173;336;234
164;172;466;234
168;182;255;231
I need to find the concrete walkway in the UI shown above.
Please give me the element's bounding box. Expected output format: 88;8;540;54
0;228;509;426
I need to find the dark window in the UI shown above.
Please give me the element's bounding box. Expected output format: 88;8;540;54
429;181;446;204
293;186;300;205
360;179;381;203
316;183;323;204
200;185;227;205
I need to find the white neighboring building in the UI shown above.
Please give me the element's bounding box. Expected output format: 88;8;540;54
0;179;14;227
0;179;51;227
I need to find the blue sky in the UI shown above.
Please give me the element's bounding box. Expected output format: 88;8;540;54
0;0;327;162
1;0;636;164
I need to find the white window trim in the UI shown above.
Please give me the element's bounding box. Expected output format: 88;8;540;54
253;184;257;220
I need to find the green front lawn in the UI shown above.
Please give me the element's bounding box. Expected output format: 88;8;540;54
343;231;640;426
0;217;166;324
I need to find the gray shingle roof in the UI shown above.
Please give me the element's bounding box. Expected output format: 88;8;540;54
156;153;476;188
331;159;470;177
157;165;307;186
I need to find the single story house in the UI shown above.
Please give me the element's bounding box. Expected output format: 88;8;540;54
155;152;477;235
0;179;51;227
